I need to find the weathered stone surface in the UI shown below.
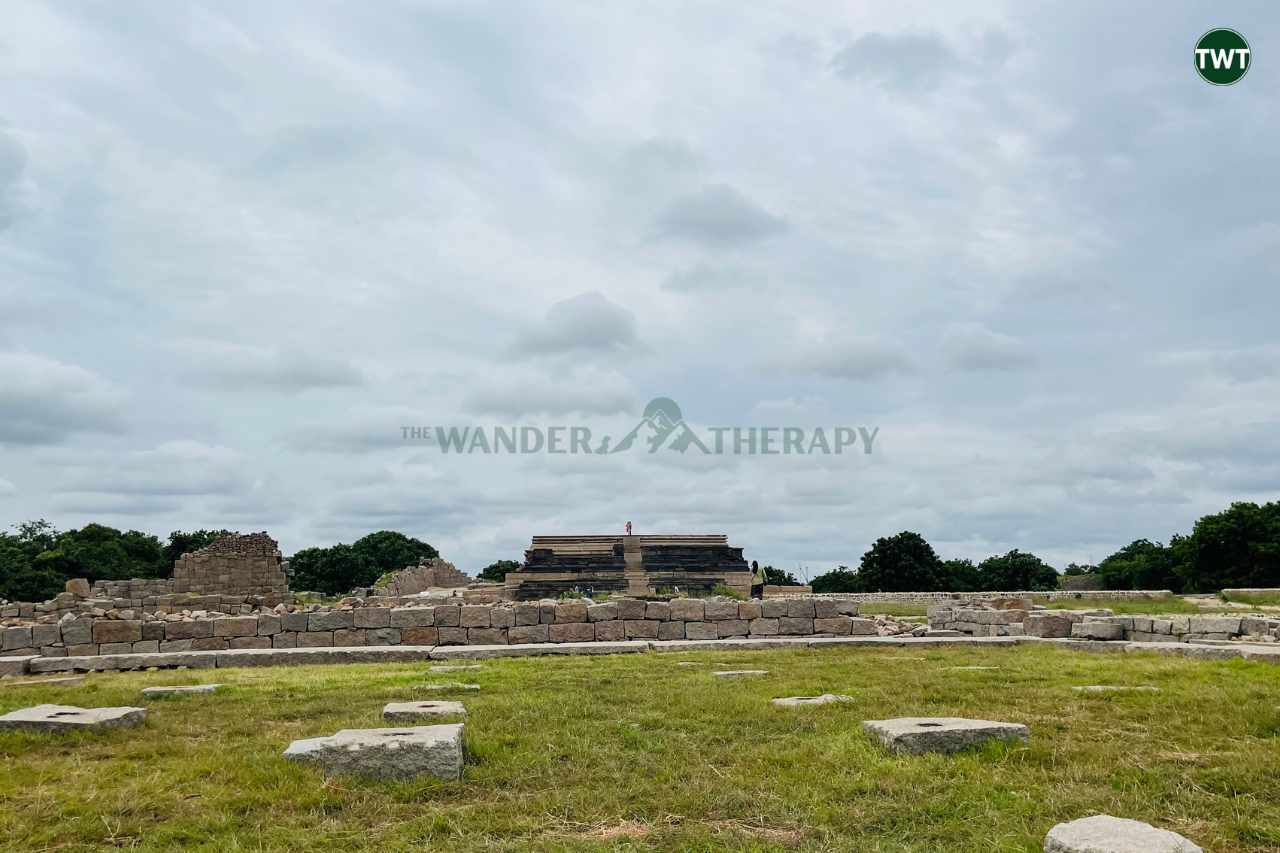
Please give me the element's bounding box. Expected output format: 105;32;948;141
786;599;816;618
779;617;814;635
297;631;334;648
1043;815;1202;852
587;603;618;622
421;682;480;691
272;632;298;648
257;615;282;636
0;655;37;677
703;599;739;621
814;616;853;635
460;606;491;628
101;642;135;655
0;703;146;732
549;623;594;643
646;601;671;621
513;603;541;626
282;612;309;632
712;669;768;678
490;607;514;629
749;617;780;636
614;598;647;620
354;608;391;629
717;619;749;637
624;620;658;639
60;619;93;646
1;675;85;688
141;684;223;697
401;627;440;645
333;629;369;646
92;621;142;644
657;621;685;640
31;624;61;647
1072;621;1124;641
508;625;549;644
390;607;435;628
65;578;91;597
434;605;461;627
1026;613;1075;638
437;627;468;644
3;626;33;651
593;621;625;641
466;628;507;645
367;628;401;646
308;611;354;631
737;601;762;620
228;636;272;650
166;621;213;640
554;601;589;623
1187;616;1241;635
283;723;464;780
772;694;853;707
862;717;1029;754
668;599;705;621
212;617;259;638
383;701;466;721
685;622;717;640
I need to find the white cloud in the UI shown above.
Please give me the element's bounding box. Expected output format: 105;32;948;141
0;352;124;445
942;323;1035;371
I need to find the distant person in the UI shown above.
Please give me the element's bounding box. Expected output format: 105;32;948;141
751;560;765;598
625;521;632;535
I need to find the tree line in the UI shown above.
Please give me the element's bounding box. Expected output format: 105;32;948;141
803;500;1280;595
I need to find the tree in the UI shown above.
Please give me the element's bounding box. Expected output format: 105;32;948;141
1096;540;1179;591
1173;501;1280;592
810;565;859;593
0;542;63;602
941;558;982;592
288;544;373;595
163;529;234;568
49;524;166;582
477;560;519;583
851;531;946;592
351;531;438;575
976;549;1058;591
761;565;801;586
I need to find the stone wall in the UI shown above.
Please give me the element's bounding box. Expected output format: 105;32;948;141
790;589;1175;604
91;579;176;599
371;558;472;596
928;604;1280;644
173;532;288;596
0;596;938;659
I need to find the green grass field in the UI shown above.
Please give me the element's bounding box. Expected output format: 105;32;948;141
1039;596;1204;615
3;645;1278;852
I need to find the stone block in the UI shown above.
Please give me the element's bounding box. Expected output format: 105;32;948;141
587;603;618;622
594;621;625;641
554;601;589;623
4;628;34;653
549;622;594;643
0;704;146;732
212;616;259;637
434;605;461;627
131;641;160;653
29;624;60;647
0;655;36;677
538;603;557;624
437;627;467;645
685;622;717;640
623;620;658;639
228;636;272;649
749;618;780;636
399;626;438;645
355;608;391;629
646;601;671;621
333;629;368;646
513;603;541;626
772;694;853;707
256;615;282;636
814;616;853;635
390;607;435;628
1044;815;1202;852
297;631;334;648
508;625;549;644
100;643;135;655
703;599;739;621
142;622;165;641
813;599;839;618
1072;622;1124;641
459;606;490;628
383;701;466;722
283;723;464;780
717;619;749;637
657;621;685;640
283;612;309;632
862;717;1028;754
166;621;213;640
761;599;787;618
60;619;92;646
309;611;354;631
93;621;142;644
786;599;816;618
668;599;705;621
467;628;507;644
272;633;298;648
368;628;401;646
779;617;814;635
614;599;647;620
1025;613;1074;638
66;644;99;656
191;637;228;651
835;600;860;616
490;608;514;629
1188;616;1241;635
737;601;762;620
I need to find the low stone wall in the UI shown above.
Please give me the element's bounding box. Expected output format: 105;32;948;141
0;596;940;660
91;579;176;599
929;605;1280;644
795;590;1174;604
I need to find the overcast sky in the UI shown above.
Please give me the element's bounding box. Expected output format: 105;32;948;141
1;2;1277;576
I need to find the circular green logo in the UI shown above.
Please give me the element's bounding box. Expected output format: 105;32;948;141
1195;28;1251;85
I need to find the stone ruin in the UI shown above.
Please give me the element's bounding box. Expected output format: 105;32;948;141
173;532;288;597
369;558;472;597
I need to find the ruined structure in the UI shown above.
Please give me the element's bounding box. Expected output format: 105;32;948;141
373;558;472;597
505;534;751;600
172;532;288;597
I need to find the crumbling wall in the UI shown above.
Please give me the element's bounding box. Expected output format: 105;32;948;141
373;558;471;596
172;532;288;596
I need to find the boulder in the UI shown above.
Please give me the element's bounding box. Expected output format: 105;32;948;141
1043;815;1202;852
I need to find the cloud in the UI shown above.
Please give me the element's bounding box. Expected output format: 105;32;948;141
0;352;124;445
175;341;365;392
0;478;15;496
512;292;638;357
0;130;27;231
662;263;764;293
58;440;249;497
653;184;787;248
942;323;1035;371
1154;345;1280;383
791;338;914;381
464;368;636;418
830;32;958;92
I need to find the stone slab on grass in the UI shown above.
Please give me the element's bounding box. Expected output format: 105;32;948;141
283;723;464;780
1044;815;1202;852
421;682;480;692
429;664;482;672
712;670;768;678
1071;685;1160;694
0;703;146;732
862;717;1028;755
1;675;85;688
772;694;853;708
141;684;224;697
384;700;466;721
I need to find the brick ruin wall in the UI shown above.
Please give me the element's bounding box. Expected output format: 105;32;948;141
369;558;473;597
172;532;288;596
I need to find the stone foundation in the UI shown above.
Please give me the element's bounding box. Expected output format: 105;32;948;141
929;604;1280;644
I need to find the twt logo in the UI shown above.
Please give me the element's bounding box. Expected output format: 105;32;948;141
1195;29;1250;85
401;396;879;456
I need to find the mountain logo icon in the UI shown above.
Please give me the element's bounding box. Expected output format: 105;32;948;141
594;397;711;454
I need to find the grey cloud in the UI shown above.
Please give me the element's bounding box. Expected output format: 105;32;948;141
176;341;365;392
0;130;26;230
0;352;124;445
662;263;764;293
1155;346;1280;383
57;441;248;497
654;184;787;248
942;323;1035;371
513;292;638;357
464;376;636;418
794;338;914;381
831;32;958;92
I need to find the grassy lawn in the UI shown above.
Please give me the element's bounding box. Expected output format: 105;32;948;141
2;645;1279;852
852;602;930;617
1040;595;1204;615
1221;591;1280;608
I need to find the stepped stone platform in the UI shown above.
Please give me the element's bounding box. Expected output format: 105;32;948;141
1044;815;1202;852
0;703;146;732
862;717;1029;754
505;534;751;599
283;723;464;780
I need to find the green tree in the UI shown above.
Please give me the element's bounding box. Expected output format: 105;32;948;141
810;565;859;593
1173;501;1280;592
288;544;373;595
941;557;982;591
477;559;519;583
850;531;945;592
50;524;166;581
761;565;801;586
351;531;438;575
1096;540;1179;591
976;549;1058;591
0;543;64;602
